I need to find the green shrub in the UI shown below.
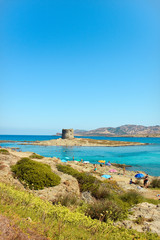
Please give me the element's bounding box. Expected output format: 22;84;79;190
30;153;44;159
56;164;80;177
57;164;124;201
85;199;128;222
103;179;123;192
120;190;143;206
149;178;160;188
92;184;111;199
57;164;100;194
0;149;9;155
11;158;61;190
53;193;80;207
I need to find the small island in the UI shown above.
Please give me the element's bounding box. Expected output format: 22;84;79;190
30;129;147;147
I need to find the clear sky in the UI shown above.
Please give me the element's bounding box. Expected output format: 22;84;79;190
0;0;160;134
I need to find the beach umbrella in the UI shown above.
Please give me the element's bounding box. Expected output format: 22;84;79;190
61;159;67;163
135;173;144;178
109;169;117;173
101;174;111;179
98;160;105;163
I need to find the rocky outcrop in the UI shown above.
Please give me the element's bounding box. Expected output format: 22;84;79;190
115;202;160;235
36;172;80;202
0;151;80;202
81;191;94;204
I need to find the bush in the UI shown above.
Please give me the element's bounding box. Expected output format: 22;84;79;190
30;153;44;159
0;149;9;155
85;199;128;222
11;158;61;190
56;164;80;177
53;193;80;207
57;164;123;200
57;164;100;194
149;178;160;188
120;190;143;206
92;184;111;199
103;179;123;192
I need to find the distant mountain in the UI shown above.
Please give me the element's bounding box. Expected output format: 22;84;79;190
74;125;160;137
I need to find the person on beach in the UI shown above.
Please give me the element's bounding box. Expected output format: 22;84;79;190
93;164;97;172
106;161;111;166
129;179;135;184
144;174;149;188
123;166;126;175
73;156;74;161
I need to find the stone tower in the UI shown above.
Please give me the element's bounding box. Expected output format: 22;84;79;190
62;129;74;139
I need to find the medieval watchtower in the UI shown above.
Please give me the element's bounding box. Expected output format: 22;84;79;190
62;129;74;139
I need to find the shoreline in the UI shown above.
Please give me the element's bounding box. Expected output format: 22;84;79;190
0;148;159;198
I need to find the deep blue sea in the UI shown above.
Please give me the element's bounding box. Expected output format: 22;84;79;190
0;135;160;177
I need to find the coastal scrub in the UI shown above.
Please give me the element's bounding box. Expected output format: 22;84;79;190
0;149;9;155
11;157;61;190
0;181;159;240
149;178;160;188
29;153;44;159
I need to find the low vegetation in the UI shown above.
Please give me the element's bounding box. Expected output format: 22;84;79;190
53;193;81;207
0;182;159;240
56;164;160;223
11;157;61;190
149;178;160;188
29;153;44;159
57;164;100;194
120;190;144;206
85;199;128;222
134;216;154;225
0;148;9;155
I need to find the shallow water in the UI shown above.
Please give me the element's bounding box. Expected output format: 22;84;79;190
0;135;160;176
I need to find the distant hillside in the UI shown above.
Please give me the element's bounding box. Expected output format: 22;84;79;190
74;125;160;137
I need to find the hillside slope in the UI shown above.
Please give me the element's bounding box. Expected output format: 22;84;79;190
74;125;160;137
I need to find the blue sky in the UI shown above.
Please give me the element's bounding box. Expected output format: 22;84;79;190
0;0;160;134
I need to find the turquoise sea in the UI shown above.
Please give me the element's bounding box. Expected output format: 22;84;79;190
0;135;160;177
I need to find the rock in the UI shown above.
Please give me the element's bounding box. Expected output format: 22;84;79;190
116;202;160;235
64;180;70;186
81;191;94;204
